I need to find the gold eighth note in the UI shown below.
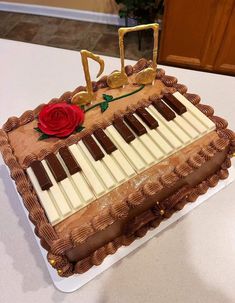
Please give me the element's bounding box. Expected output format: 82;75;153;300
71;50;104;106
107;23;159;89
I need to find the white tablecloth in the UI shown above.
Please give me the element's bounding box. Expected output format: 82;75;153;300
0;39;235;303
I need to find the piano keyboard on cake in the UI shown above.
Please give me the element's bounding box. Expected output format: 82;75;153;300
27;92;216;225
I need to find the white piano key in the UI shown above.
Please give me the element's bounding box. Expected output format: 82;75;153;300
60;178;83;209
139;133;164;160
149;105;191;144
56;153;84;209
173;92;216;130
79;141;116;190
183;111;208;134
147;106;182;149
112;149;136;178
69;144;105;197
133;113;173;155
121;120;157;165
41;160;72;216
151;105;191;144
160;101;200;139
105;125;146;172
27;167;60;225
130;139;155;165
71;171;94;203
91;134;126;183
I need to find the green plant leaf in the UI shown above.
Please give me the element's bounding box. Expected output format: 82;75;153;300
34;127;43;133
38;133;50;141
100;101;109;113
75;125;85;133
102;94;113;102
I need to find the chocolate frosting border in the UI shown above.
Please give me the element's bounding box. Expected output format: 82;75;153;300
0;59;234;277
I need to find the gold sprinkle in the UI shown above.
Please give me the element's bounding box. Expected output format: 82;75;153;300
49;259;55;265
156;201;160;205
233;153;235;158
160;209;165;215
58;269;62;275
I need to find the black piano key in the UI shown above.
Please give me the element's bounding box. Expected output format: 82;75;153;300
30;160;52;190
93;128;117;154
152;99;176;121
124;113;147;136
113;118;135;143
162;93;187;115
82;134;104;161
135;107;159;129
45;153;67;182
59;146;81;175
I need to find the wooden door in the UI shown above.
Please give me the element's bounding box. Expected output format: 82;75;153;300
159;0;233;72
214;2;235;74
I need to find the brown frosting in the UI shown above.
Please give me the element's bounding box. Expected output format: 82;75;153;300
196;104;214;117
173;83;188;94
183;93;201;105
211;116;228;129
0;59;234;277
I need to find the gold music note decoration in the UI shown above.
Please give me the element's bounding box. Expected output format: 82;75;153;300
107;23;159;89
71;50;104;105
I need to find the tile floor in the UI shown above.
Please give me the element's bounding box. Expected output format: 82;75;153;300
0;11;154;60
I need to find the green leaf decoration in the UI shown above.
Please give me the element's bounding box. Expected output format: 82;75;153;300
75;125;85;133
34;127;43;133
100;101;109;113
80;105;85;111
38;133;50;141
102;94;113;102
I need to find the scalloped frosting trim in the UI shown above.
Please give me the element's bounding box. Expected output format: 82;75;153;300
0;65;235;277
72;160;231;275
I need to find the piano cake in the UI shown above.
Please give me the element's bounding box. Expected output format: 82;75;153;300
0;24;235;278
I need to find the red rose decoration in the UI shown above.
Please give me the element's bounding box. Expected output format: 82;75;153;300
38;103;84;138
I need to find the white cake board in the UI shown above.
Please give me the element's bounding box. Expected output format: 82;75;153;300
16;166;235;293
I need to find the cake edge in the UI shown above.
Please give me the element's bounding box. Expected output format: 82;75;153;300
0;59;235;277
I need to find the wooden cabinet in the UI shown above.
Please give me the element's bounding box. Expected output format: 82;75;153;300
159;0;235;75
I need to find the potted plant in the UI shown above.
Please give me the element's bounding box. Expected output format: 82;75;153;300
115;0;164;26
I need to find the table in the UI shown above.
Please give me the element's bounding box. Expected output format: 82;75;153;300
0;39;235;303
